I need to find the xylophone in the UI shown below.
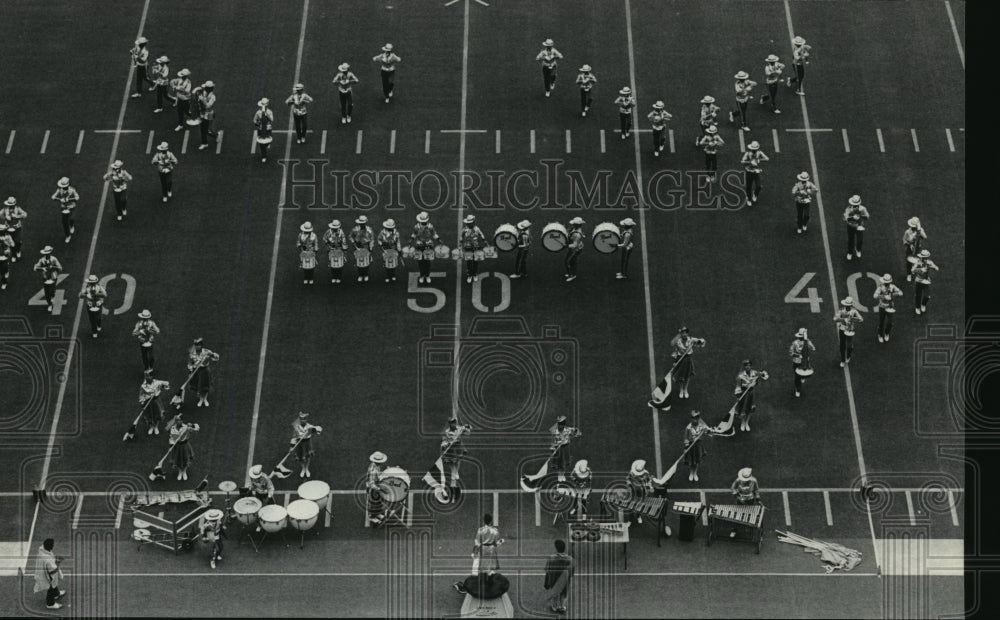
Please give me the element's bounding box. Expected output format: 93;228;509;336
602;491;670;547
706;503;765;553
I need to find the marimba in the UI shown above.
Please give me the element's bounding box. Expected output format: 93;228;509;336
602;491;670;547
671;501;705;541
706;503;765;553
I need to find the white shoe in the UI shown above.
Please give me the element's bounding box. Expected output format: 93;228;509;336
915;308;922;315
840;361;846;367
654;151;659;157
693;472;699;482
177;471;183;480
855;250;861;258
262;157;267;162
148;427;154;435
341;118;347;124
906;275;913;282
347;116;352;123
921;305;927;313
774;109;781;114
802;225;807;231
358;276;363;282
65;236;71;243
117;215;123;221
203;398;209;406
545;91;551;97
163;196;168;203
615;273;624;279
878;335;885;343
363;276;368;282
385;277;390;283
566;275;576;282
885;334;891;342
131;92;141;98
153;108;163;113
795;390;801;397
153;426;159;435
198;144;208;150
742;126;750;131
688;471;694;481
211;559;216;569
466;276;472;283
168;191;172;197
846;253;852;261
183;471;188;480
175;125;183;132
385;98;390;103
47;603;63;609
581;111;586;117
796;228;802;234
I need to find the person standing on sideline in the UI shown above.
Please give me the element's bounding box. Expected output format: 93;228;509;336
564;217;585;282
873;274;903;342
332;63;359;124
616;218;635;279
614;87;635;139
788;328;815;397
151;142;178;203
285;83;314;144
543;539;574;614
253;98;275;163
843;194;870;260
0;196;27;261
170;68;193;131
575;64;596;116
372;44;401;103
510;220;531;279
535;39;563;97
791;171;818;233
150;55;171;113
697;125;723;182
129;36;151;98
787;36;811;95
103;160;133;221
698;95;720;138
193;81;217;149
33;247;62;313
759;55;785;114
132;309;160;372
33;538;66;609
50;177;79;244
910;249;939;315
740;141;769;206
323;220;348;283
833;297;863;367
79;275;107;338
730;70;756;131
647;101;672;157
903;217;927;281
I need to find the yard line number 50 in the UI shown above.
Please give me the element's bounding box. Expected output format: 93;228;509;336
784;272;884;313
407;272;511;314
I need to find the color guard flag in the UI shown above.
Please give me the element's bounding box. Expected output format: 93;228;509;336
422;456;447;491
519;460;550;492
648;372;674;411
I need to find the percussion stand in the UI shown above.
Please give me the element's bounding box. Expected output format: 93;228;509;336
381;498;409;527
238;521;262;552
259;526;289;549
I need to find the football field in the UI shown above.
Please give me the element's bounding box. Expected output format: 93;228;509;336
0;0;966;617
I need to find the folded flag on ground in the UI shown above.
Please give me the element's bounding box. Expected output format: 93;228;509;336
775;530;863;573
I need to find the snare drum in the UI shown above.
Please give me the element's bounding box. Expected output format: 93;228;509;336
378;467;411;503
257;504;288;533
383;249;399;268
297;480;331;504
473;249;485;261
402;245;416;259
451;248;462;261
233;497;263;526
493;224;518;252
328;248;345;268
592;222;622;254
299;250;317;269
354;247;371;268
542;222;569;252
286;499;319;532
422;248;436;261
434;244;450;259
483;245;498;259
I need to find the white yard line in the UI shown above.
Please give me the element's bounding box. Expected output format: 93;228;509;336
215;130;224;154
668;128;675;153
841;128;850;153
905;490;916;526
40;130;50;154
944;1;965;70
565;129;571;153
424;129;430;153
321;129;328;154
529;129;535;153
244;0;311;483
945;128;955;152
145;130;155;154
600;129;606;153
75;130;85;154
355;129;363;154
738;128;745;153
495;129;500;153
823;490;833;526
4;130;14;154
782;491;791;526
876;128;885;153
910;129;920;152
181;129;189;154
45;570;883;578
771;128;780;153
389;129;396;154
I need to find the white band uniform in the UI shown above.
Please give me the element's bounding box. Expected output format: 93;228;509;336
592;222;622;254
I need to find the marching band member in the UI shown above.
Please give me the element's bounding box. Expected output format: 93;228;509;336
366;451;388;525
170;68;193;132
129;36;151;98
297;221;318;284
510;220;531;279
0;196;27;261
460;214;486;284
843;195;870;260
698;95;720;138
151;141;178;203
441;416;470;502
372;44;402;103
332;63;359;124
200;508;226;569
731;467;760;504
139;370;170;435
614;87;635;139
150;55;171;113
647;101;672;157
789;329;815;397
627;459;654;497
32;246;62;313
285;83;314;144
568;459;592;518
734;360;768;432
323;220;348;283
188;337;221;407
167;412;200;481
253;98;275;162
50;177;79;244
833;297;864;367
535;38;563;97
902;217;927;281
551;416;582;482
378;219;402;283
0;225;13;290
910;249;939;315
410;211;440;285
697;125;724;183
564;217;585;282
787;36;811;95
616;218;636;279
291;412;322;478
759;55;785;114
730;70;756;131
132;309;160;372
684;410;711;481
873;274;903;342
78;275;107;337
103;160;133;221
791;171;818;234
193;81;217;149
248;464;275;505
740;141;769;207
670;326;707;399
575;64;596;116
350;215;375;283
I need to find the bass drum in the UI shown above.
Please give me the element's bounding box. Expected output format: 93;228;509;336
493;224;518;252
542;222;568;252
592;222;622;254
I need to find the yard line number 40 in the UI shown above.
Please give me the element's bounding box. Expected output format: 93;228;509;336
785;272;883;313
29;273;137;316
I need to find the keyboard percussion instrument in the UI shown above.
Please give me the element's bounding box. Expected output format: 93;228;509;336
601;489;671;547
706;503;765;553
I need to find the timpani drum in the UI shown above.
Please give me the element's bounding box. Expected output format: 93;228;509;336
434;244;451;259
297;480;331;505
378;467;411;504
592;222;622;254
258;504;288;533
542;222;569;252
233;497;263;526
493;224;518;252
286;499;319;532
